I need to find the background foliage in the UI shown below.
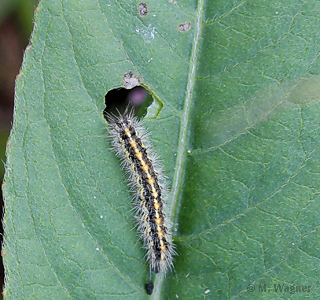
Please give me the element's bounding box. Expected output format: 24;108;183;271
0;1;38;297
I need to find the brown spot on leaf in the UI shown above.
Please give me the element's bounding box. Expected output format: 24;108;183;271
179;21;191;32
138;3;148;17
123;72;140;89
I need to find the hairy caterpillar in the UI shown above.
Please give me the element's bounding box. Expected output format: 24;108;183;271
104;110;175;273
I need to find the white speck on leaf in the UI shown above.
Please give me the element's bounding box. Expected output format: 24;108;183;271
205;289;210;295
135;24;156;43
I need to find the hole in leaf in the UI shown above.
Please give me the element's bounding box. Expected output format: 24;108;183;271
104;86;153;118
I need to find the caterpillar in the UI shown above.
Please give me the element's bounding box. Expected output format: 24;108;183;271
104;110;175;273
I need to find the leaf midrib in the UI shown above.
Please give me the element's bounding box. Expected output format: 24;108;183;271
152;0;205;298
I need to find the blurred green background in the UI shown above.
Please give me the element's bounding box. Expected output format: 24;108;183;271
0;0;38;296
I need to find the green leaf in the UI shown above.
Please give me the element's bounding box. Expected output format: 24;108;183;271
3;0;320;299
